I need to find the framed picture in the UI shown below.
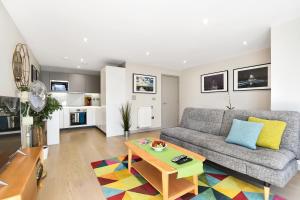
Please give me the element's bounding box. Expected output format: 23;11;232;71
31;65;39;82
133;73;157;94
233;63;271;91
201;70;228;93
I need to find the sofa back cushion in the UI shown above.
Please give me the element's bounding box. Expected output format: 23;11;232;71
220;110;300;158
180;108;224;135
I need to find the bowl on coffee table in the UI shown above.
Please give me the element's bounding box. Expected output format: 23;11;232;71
151;140;167;152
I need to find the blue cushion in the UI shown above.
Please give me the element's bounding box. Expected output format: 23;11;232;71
225;119;264;150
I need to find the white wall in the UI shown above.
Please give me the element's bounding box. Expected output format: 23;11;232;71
0;2;40;97
180;48;271;116
126;63;180;131
271;17;300;112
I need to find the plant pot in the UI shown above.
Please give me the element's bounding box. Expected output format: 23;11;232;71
43;145;49;160
124;130;130;138
32;122;47;147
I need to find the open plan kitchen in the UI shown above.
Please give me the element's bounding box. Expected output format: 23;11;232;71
40;67;105;145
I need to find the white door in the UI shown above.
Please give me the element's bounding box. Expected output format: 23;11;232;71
161;75;179;128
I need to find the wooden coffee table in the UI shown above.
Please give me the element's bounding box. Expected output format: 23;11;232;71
125;138;206;200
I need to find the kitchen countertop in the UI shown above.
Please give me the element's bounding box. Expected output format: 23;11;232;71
62;106;104;109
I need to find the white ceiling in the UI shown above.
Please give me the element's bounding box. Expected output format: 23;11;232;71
2;0;300;71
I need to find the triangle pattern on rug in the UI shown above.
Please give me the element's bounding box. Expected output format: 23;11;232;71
102;187;124;198
206;174;222;187
232;192;248;200
129;182;159;196
208;173;228;181
94;163;120;177
107;191;125;200
124;191;156;200
213;188;232;200
98;177;116;185
243;192;264;200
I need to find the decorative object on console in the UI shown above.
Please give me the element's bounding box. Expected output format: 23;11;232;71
201;70;228;93
133;73;157;94
120;102;132;137
12;43;30;92
233;63;271;91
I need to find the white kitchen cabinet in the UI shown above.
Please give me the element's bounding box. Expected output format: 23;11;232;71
63;107;70;128
59;109;64;129
87;108;95;126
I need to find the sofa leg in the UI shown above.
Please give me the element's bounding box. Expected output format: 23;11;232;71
264;182;271;200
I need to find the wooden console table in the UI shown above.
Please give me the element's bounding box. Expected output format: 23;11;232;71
0;147;42;200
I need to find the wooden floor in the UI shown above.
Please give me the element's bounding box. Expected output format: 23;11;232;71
38;128;300;200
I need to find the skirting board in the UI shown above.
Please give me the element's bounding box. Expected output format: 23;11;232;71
298;160;300;170
130;127;161;134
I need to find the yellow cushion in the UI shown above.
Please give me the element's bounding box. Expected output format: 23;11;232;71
248;117;287;150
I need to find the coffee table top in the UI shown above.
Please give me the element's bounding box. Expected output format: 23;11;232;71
125;138;206;174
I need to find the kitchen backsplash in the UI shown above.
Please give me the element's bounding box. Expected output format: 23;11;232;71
51;92;100;106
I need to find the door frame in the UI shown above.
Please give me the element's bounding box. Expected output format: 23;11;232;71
161;74;180;129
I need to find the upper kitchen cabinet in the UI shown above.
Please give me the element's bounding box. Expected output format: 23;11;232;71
40;71;50;91
50;72;70;82
85;75;100;93
40;70;100;93
69;74;85;93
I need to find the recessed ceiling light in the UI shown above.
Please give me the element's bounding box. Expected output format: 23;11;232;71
243;41;248;45
77;65;81;68
83;37;88;42
183;60;187;64
63;56;69;60
203;18;208;25
80;58;84;63
146;51;150;56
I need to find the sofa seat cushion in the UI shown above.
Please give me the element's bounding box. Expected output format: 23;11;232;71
161;127;224;145
161;127;296;170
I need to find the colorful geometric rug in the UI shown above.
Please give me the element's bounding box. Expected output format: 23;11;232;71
91;155;285;200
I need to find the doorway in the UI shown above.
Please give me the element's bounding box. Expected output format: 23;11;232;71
161;75;179;129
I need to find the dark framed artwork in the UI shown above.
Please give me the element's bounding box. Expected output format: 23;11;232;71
201;70;228;93
233;63;271;91
133;73;157;94
31;65;39;82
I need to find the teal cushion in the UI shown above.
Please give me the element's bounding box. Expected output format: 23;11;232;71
225;119;264;150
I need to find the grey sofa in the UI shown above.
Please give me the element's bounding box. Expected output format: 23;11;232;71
160;108;300;198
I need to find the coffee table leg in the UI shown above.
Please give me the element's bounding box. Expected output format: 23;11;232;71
162;172;169;200
193;175;198;195
128;149;132;173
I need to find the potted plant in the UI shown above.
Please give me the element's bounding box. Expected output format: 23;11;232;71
120;102;132;137
22;94;62;147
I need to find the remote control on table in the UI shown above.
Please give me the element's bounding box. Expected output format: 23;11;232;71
171;155;187;163
176;157;193;164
